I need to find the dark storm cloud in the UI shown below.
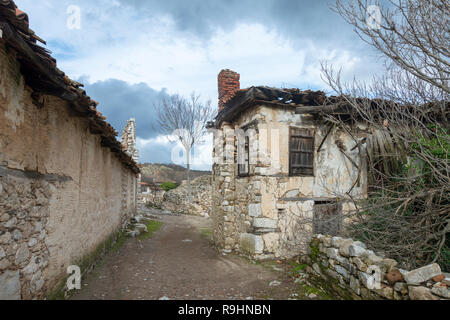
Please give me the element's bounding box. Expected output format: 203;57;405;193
119;0;359;47
80;78;169;140
140;139;176;164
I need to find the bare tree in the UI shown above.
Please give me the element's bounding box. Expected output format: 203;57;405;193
318;0;449;270
155;92;215;203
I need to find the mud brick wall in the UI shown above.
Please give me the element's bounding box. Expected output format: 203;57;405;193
0;42;137;299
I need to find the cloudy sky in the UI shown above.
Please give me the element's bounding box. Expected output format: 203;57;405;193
15;0;384;170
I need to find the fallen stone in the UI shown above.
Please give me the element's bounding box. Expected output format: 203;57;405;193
159;296;170;300
269;280;281;287
431;287;450;299
403;264;442;285
408;286;440;300
385;269;404;285
126;230;140;237
134;224;148;233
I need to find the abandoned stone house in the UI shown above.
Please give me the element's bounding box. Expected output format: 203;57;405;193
211;69;369;260
0;2;138;299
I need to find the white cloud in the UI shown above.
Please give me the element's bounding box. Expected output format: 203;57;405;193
14;0;383;166
137;133;213;170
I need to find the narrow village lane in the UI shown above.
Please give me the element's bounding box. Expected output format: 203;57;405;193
72;213;312;300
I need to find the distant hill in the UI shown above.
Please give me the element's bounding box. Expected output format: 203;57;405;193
139;163;211;184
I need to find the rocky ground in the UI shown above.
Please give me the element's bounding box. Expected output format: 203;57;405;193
71;209;321;300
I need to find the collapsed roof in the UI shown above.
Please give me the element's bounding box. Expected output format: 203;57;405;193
213;85;448;128
214;86;329;126
0;0;139;174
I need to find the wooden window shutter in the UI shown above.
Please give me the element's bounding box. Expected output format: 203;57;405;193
289;127;315;176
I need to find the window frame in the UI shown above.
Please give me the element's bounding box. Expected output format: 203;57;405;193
289;127;315;177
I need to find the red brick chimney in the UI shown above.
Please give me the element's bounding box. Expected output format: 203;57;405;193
218;69;240;112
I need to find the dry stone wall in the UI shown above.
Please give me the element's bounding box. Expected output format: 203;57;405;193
302;235;449;300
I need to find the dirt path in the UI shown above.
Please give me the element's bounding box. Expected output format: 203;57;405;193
72;213;312;300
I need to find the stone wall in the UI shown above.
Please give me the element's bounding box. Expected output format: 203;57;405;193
0;42;137;299
212;105;368;259
140;188;166;208
301;235;449;300
162;175;212;217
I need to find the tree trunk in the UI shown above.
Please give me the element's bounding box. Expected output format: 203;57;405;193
186;147;192;203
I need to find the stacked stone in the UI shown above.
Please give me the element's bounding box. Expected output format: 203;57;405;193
161;175;212;217
304;235;449;300
218;70;240;113
0;173;51;300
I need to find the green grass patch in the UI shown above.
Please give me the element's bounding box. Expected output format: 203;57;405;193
288;261;307;276
137;220;163;241
200;228;213;239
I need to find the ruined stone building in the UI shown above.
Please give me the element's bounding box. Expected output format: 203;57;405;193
121;118;139;163
121;118;145;207
210;69;369;260
0;2;138;299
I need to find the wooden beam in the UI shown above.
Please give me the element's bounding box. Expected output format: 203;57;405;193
317;124;334;152
295;104;350;115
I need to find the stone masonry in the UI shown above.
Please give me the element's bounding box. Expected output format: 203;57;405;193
302;235;449;300
211;70;368;259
